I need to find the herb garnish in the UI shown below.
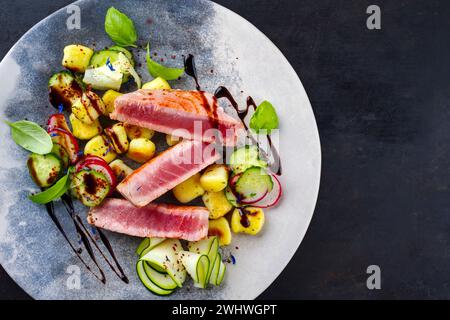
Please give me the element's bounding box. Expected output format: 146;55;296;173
146;43;184;80
249;101;279;134
5;120;53;154
29;168;73;204
105;7;138;48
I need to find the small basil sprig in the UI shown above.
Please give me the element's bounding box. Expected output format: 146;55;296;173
5;120;53;154
146;43;184;80
29;168;73;204
105;7;137;48
249;101;279;134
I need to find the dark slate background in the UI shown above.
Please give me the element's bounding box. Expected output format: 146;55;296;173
1;0;449;300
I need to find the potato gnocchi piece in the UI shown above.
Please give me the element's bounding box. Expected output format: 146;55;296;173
69;113;102;140
172;173;205;204
231;207;265;235
84;135;117;163
165;134;181;147
105;123;129;154
200;164;229;192
202;190;233;219
109;159;133;182
208;217;232;246
62;44;94;72
126;138;156;163
124;123;155;140
102;90;123;115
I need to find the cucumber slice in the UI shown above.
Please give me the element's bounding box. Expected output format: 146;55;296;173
51;143;69;168
143;262;178;290
216;258;226;285
136;237;170;273
229;145;267;174
140;239;186;287
225;186;242;207
48;71;82;110
27;153;62;188
209;252;226;286
235;167;273;203
179;251;210;289
136;261;174;296
89;50;130;84
139;237;166;257
89;50;121;68
209;253;221;285
70;169;110;207
188;236;219;283
135;238;150;256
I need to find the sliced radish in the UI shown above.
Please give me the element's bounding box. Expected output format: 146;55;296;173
75;155;106;171
251;174;282;208
47;114;71;133
48;128;79;164
229;173;241;187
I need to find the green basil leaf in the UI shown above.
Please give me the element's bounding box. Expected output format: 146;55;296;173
105;7;137;47
146;43;184;80
29;172;70;204
249;101;279;134
5;120;53;154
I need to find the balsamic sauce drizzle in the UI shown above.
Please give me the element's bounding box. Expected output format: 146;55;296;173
44;200;106;283
213;87;282;175
184;54;201;91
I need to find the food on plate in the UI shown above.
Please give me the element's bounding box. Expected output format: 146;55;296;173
71;169;110;207
104;123;129;154
69;113;102;140
71;91;106;124
124;123;155;140
48;71;82;110
172;173;205;203
142;76;171;90
231;207;265;235
117;139;220;207
62;44;94;72
6;6;283;296
109;159;133;182
27;153;62;188
110;89;245;146
48;128;79;164
165;134;181;146
202;190;233;219
199;164;228;192
88;199;209;241
208;217;232;246
102;90;123;115
84;135;117;163
126;138;155;163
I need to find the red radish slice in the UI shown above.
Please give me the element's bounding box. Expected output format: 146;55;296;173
76;158;117;194
48;128;79;164
229;174;241;187
83;155;105;163
75;155;106;171
47;114;71;133
251;174;282;208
